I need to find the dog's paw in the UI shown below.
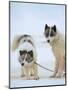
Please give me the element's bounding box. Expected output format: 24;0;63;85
56;75;61;78
50;75;56;78
26;77;31;80
34;76;39;80
21;74;25;77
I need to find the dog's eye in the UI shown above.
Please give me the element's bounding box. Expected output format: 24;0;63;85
19;50;27;56
26;57;33;63
28;50;33;57
44;28;49;38
50;31;56;37
46;32;49;37
45;31;49;37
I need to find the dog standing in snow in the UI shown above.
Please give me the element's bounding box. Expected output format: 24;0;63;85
44;24;65;78
12;34;39;80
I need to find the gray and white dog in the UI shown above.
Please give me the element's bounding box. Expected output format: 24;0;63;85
44;24;65;78
12;34;39;80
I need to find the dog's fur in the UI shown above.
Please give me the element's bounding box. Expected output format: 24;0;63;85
12;34;39;80
44;24;65;78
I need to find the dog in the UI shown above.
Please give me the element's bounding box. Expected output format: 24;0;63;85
44;24;65;78
12;34;39;80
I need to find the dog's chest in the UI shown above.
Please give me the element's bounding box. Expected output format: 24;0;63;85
51;40;64;59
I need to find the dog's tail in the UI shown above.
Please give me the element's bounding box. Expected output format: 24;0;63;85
12;34;35;51
12;35;22;51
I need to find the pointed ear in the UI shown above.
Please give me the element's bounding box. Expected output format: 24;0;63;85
52;25;56;32
19;50;23;56
45;24;48;30
28;50;33;57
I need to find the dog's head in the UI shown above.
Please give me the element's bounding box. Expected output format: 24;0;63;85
44;24;57;43
18;50;34;66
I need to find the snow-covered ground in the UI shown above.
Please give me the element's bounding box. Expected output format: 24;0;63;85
10;78;65;88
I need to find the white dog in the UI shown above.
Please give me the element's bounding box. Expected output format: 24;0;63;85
44;24;65;78
12;34;39;80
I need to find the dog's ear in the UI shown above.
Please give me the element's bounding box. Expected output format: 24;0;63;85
19;50;23;56
52;25;56;32
45;24;49;30
19;50;27;55
28;50;33;57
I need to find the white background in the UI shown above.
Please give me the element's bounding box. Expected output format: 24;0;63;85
0;0;68;90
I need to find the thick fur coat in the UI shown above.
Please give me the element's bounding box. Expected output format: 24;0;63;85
12;35;39;80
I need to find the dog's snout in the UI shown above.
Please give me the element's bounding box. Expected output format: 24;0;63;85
21;63;24;66
47;40;50;43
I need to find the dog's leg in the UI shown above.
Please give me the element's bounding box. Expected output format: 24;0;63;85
25;67;30;80
21;67;25;77
33;64;39;80
56;58;65;78
30;68;34;76
62;71;65;77
50;59;59;78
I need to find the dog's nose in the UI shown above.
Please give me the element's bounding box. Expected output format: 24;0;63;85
47;40;50;43
21;63;24;66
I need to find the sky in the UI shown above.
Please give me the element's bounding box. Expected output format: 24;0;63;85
10;2;65;88
10;2;65;39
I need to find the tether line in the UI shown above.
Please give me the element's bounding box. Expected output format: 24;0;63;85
34;62;54;72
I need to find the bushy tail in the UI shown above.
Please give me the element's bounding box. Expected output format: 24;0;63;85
12;35;21;51
12;34;35;51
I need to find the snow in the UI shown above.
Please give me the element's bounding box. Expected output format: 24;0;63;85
10;78;65;88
